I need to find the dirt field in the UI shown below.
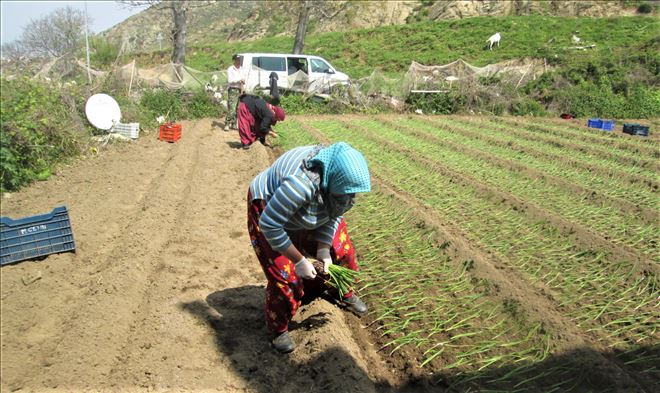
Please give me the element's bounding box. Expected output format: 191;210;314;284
0;119;416;393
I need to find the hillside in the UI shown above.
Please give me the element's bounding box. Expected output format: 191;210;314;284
103;0;652;53
110;13;658;119
148;15;659;79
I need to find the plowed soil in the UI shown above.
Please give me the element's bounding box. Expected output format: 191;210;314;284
0;119;405;393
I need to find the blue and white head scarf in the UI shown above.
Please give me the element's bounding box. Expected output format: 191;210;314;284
302;142;371;217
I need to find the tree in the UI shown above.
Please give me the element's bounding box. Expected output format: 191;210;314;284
292;1;349;54
292;1;311;54
18;6;88;58
1;41;29;63
122;0;213;65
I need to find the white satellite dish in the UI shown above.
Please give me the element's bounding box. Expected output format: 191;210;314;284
85;93;121;130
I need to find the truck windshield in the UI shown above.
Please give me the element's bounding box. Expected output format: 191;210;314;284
310;59;332;73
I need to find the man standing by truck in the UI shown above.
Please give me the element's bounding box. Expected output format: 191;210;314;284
225;54;245;131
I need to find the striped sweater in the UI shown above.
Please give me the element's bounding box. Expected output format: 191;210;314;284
250;146;341;252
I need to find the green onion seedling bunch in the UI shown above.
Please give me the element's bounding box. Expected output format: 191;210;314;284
312;259;359;298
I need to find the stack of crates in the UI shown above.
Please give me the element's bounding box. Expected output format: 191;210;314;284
112;122;140;139
623;123;649;137
587;118;614;131
159;123;182;143
0;206;76;266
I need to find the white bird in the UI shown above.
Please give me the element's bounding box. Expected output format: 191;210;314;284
213;92;223;100
415;109;424;115
156;115;166;124
572;34;581;44
486;32;501;50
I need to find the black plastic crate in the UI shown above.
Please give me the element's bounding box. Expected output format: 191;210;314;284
633;125;649;137
1;206;76;266
623;123;637;135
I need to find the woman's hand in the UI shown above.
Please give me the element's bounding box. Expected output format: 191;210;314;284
316;246;332;274
294;257;317;280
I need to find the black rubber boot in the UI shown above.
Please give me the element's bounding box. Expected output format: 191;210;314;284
272;331;295;354
342;294;368;315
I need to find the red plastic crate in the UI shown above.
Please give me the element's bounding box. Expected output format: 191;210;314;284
159;123;182;142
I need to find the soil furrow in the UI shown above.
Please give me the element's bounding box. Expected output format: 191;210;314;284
32;120;206;388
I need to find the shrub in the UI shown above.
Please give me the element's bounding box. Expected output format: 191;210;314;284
637;3;653;13
405;91;465;114
511;98;547;116
139;88;186;123
89;37;120;69
0;78;84;191
187;89;218;119
279;91;348;115
624;85;660;118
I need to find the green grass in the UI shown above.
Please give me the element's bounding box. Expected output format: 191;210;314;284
184;16;659;78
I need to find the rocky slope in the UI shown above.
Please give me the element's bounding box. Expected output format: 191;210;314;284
103;1;649;53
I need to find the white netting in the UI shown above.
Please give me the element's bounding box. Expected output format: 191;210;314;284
26;57;549;108
354;58;548;99
404;58;546;92
31;58;229;91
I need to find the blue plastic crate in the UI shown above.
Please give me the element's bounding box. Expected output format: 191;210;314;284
1;206;75;266
600;120;615;131
587;118;602;129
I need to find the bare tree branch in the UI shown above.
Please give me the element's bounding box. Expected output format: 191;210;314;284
293;0;349;54
314;1;350;20
119;0;214;65
19;6;87;58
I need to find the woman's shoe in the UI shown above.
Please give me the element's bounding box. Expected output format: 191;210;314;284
342;294;368;315
272;331;295;353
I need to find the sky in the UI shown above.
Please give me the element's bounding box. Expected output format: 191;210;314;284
1;1;150;45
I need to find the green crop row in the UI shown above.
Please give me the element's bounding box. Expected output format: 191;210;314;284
395;116;658;219
271;118;320;148
428;115;657;201
272;121;563;390
346;118;657;257
307;118;657;351
272;117;658;387
348;191;564;391
455;117;658;181
414;117;658;210
499;117;657;155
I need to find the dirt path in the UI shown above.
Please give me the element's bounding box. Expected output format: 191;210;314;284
0;119;398;393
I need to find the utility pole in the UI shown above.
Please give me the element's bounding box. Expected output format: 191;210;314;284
84;1;91;83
